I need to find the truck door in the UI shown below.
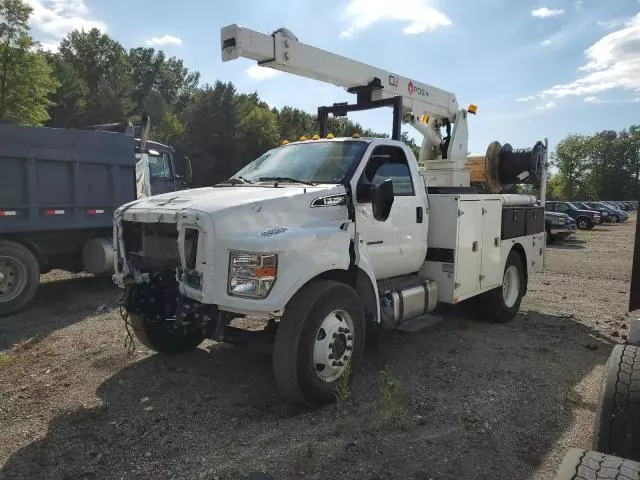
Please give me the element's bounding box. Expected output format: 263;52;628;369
353;145;427;279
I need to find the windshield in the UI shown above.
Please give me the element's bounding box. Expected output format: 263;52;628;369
147;153;173;179
232;141;369;184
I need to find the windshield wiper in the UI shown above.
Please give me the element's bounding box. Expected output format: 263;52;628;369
258;176;316;186
216;176;254;186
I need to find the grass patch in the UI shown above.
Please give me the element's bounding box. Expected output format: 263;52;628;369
12;334;44;353
0;351;16;367
377;370;406;429
335;360;352;403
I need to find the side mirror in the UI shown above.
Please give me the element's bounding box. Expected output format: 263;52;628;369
176;156;193;185
372;179;394;222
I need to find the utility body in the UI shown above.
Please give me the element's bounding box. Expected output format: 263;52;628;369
113;25;547;406
0;120;191;315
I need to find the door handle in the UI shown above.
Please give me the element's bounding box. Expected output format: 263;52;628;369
416;206;423;223
472;241;478;252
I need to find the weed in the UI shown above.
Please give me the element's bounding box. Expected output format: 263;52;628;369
0;351;16;366
377;370;405;427
335;360;352;403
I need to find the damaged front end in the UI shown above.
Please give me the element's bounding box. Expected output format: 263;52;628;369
113;208;230;341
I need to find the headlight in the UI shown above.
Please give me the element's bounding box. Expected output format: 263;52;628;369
228;251;277;298
553;218;565;225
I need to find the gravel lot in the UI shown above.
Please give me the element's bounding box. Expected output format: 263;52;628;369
0;217;635;480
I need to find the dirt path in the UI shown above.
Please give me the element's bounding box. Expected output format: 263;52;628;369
0;218;634;480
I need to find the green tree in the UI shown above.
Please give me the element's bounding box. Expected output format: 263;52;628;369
45;52;88;127
57;28;132;124
236;104;280;164
0;0;57;124
553;134;589;200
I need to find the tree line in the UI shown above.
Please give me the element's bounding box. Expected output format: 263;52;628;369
548;126;640;201
2;0;636;194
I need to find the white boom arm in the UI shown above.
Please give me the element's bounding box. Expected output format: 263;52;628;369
221;24;472;187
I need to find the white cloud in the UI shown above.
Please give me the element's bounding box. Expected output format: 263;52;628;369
26;0;106;51
532;7;565;18
574;0;583;10
597;19;627;30
340;0;452;38
541;39;553;46
517;95;537;102
247;65;280;80
584;96;600;103
144;35;182;47
520;12;640;102
535;101;556;110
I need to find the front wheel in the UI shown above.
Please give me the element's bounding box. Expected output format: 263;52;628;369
273;280;365;407
610;215;619;223
128;313;205;354
477;249;526;323
576;217;592;230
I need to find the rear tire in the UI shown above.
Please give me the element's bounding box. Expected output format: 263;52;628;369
0;240;40;316
128;313;205;354
611;215;619;223
553;448;640;480
594;344;640;461
477;249;526;323
273;280;365;407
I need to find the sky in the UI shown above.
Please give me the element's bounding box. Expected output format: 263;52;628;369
24;0;640;154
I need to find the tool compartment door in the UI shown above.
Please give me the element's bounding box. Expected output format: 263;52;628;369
454;199;483;300
480;199;502;289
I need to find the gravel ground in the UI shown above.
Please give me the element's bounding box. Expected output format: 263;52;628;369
0;217;635;480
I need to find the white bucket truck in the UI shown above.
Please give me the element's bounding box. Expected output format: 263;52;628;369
112;25;547;406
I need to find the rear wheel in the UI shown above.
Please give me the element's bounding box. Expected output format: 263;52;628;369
273;280;365;407
594;344;640;461
611;215;619;223
128;313;205;354
0;240;40;316
478;249;525;323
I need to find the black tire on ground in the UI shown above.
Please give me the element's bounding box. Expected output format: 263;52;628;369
273;279;365;407
0;240;40;316
594;344;640;460
553;448;640;480
128;313;205;354
611;215;619;223
477;249;526;323
576;217;593;230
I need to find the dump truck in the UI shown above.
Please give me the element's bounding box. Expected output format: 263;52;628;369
0;120;191;315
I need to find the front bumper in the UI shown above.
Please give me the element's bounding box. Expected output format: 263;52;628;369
550;224;576;237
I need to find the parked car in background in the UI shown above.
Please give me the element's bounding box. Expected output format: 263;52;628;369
573;202;611;223
585;202;628;223
545;211;576;244
545;201;601;229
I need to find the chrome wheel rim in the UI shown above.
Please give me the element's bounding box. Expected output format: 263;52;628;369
502;265;520;308
578;219;588;229
0;256;27;303
313;309;354;383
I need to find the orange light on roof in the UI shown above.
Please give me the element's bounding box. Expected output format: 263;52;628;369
312;134;320;140
326;133;335;139
352;132;360;138
467;104;478;115
299;135;308;141
420;114;430;124
281;139;289;145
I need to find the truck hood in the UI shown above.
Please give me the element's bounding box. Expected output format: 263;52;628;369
117;184;350;229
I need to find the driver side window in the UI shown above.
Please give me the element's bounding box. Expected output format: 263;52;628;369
358;146;414;197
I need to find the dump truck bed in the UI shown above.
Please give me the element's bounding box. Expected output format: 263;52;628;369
0;123;136;234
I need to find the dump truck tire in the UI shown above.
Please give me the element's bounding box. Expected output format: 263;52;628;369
0;240;40;316
478;249;525;323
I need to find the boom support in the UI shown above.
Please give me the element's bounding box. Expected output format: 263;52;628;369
221;24;472;187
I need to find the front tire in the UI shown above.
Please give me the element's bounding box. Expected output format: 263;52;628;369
477;249;526;323
576;217;592;230
611;215;619;223
273;280;365;407
128;313;205;354
554;449;640;480
0;240;40;316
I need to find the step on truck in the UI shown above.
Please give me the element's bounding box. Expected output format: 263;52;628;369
113;25;548;407
0;118;192;315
